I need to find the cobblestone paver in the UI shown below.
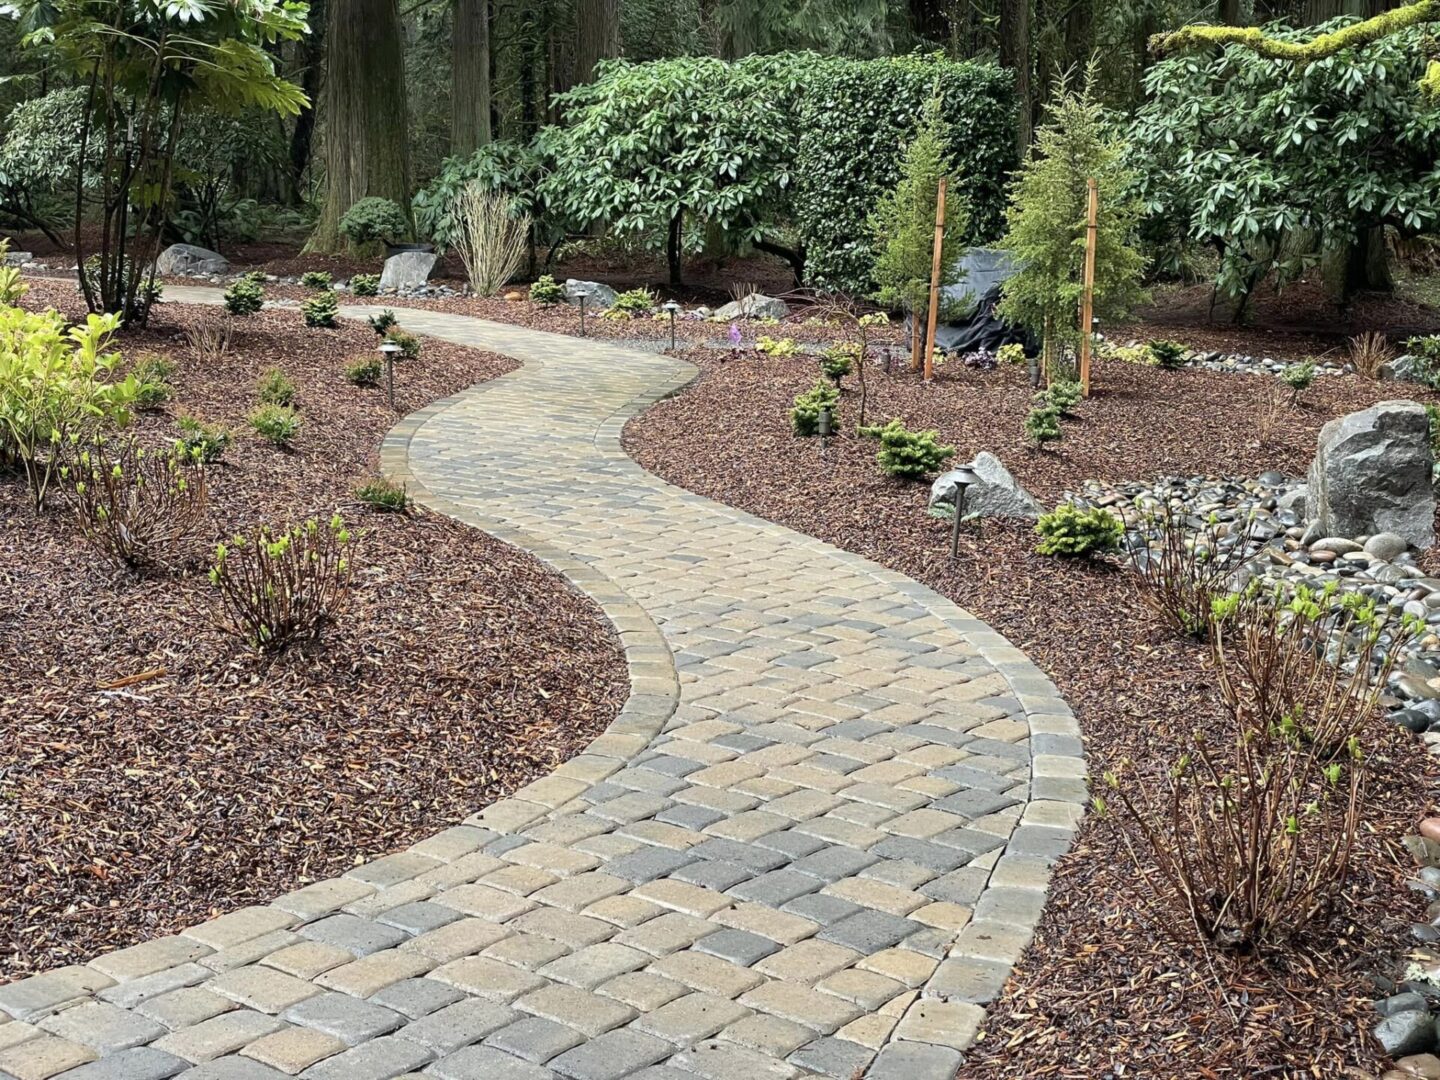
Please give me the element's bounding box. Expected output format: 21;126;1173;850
0;291;1085;1080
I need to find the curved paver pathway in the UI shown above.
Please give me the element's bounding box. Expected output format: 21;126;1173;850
0;291;1086;1080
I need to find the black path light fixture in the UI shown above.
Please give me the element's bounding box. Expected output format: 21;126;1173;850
663;299;681;350
818;405;832;456
578;293;588;338
947;462;981;560
379;339;403;411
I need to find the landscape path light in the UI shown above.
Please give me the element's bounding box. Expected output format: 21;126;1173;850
947;463;980;560
379;340;403;411
818;405;832;456
663;299;681;350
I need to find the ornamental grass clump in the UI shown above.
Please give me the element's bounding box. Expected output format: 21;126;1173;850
209;515;354;652
450;184;530;296
354;477;408;512
1035;502;1123;556
66;437;208;576
1101;581;1424;953
790;380;839;436
860;418;955;479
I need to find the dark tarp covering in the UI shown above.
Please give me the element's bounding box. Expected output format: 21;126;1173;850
905;248;1035;356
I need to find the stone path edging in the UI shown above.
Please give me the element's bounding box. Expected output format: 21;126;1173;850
0;289;1086;1080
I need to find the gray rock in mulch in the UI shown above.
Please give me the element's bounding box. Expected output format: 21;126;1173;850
380;251;439;293
714;293;788;321
2;249;33;267
930;452;1044;520
1382;354;1425;384
563;279;617;310
1308;401;1435;550
1374;1008;1438;1057
1366;531;1411;561
155;243;229;277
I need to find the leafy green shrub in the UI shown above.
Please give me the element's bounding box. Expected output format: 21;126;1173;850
612;288;656;317
1281;361;1315;403
223;277;265;315
860;418;955;479
1035;502;1123;557
1427;403;1440;461
132;354;176;410
355;477;408;512
1148;339;1188;370
1025;404;1062;448
66;437;207;575
818;343;856;386
82;254;163;321
529;274;566;305
349;273;381;297
1404;335;1440;390
248;403;300;446
368;309;398;336
791;380;840;436
756;335;800;358
174;416;230;463
385;329;421;360
338;197;410;248
300;270;333;290
1101;342;1152;365
997;342;1026;365
208;515;354;652
346;356;382;386
257;367;297;407
301;290;339;329
1043;379;1082;416
0;307;138;511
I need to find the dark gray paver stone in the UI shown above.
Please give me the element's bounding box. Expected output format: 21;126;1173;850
393;1000;517;1053
546;1029;672;1080
485;1018;584;1063
427;1045;555;1080
298;916;408;957
369;980;466;1020
865;1042;963;1080
284;992;406;1045
300;1035;433;1080
694;930;779;967
52;1048;189;1080
787;1037;874;1078
727;870;824;906
377;904;463;935
819;911;923;953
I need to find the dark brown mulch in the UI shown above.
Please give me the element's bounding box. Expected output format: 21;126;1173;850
623;347;1440;1077
1;279;628;982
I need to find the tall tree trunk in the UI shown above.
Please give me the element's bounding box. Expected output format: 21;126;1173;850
287;0;326;205
452;0;492;156
308;0;412;252
1063;0;1093;70
668;209;684;286
910;0;949;41
1218;0;1243;23
575;0;620;83
999;0;1031;151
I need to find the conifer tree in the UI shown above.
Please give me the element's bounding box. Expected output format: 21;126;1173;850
869;93;969;371
998;65;1145;381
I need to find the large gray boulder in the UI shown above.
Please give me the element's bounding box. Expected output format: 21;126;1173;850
714;293;788;321
2;249;33;267
564;279;617;310
1307;401;1434;549
380;250;439;292
930;452;1044;520
155;243;228;277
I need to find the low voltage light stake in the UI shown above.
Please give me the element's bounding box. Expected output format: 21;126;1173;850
578;294;587;338
947;463;980;560
663;299;681;350
379;340;403;411
818;406;832;455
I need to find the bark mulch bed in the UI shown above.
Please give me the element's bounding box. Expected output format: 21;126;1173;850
623;347;1440;1077
1;279;629;982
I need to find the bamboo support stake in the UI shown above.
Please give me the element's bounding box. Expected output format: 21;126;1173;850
923;176;948;383
1078;176;1098;397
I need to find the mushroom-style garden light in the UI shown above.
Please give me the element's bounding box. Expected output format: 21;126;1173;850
947;463;980;559
379;340;403;410
663;299;681;350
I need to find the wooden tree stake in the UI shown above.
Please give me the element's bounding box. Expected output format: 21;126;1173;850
1078;176;1098;397
923;176;948;383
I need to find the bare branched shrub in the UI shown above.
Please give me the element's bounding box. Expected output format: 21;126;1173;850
1128;504;1252;639
728;280;760;306
209;515;354;652
1104;582;1422;953
1348;331;1391;379
65;437;209;575
451;184;531;297
186;318;233;361
1252;382;1288;448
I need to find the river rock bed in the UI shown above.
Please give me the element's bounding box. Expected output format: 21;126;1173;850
1068;473;1440;740
1110;341;1350;377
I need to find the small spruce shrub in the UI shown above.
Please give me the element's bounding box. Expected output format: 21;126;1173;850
208;515;354;652
818;343;856;386
346;356;383;386
1281;361;1315;404
256;367;297;407
612;288;655;317
368;309;398;336
859;419;955;480
300;270;334;290
349;273;381;297
1035;502;1123;557
1024;404;1062;448
385;329;421;360
355;477;409;512
302;290;339;329
1148;339;1189;370
338;197;410;248
174;416;230;463
249;403;301;446
132;354;176;410
997;342;1026;366
529;275;566;305
1043;379;1082;416
790;380;840;436
756;335;800;358
223;277;265;315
